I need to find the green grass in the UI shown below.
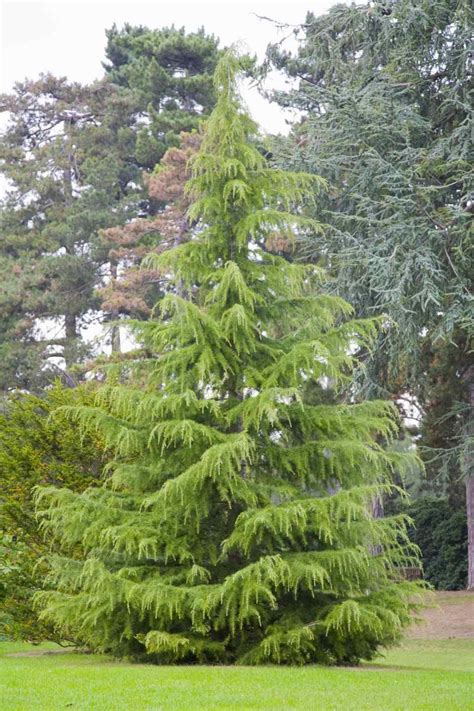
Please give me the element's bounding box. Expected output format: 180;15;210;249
1;639;473;711
376;638;474;673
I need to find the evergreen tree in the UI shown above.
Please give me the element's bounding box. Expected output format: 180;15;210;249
0;385;106;642
0;76;141;388
35;52;422;666
98;131;200;351
0;27;220;389
266;0;473;586
104;25;220;167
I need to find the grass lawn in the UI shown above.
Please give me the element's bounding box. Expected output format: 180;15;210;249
1;637;473;711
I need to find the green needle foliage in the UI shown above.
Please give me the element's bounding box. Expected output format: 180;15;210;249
0;385;106;642
35;52;423;666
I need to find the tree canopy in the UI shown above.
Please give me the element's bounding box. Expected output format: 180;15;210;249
34;52;422;665
104;24;220;167
0;385;106;641
267;0;473;584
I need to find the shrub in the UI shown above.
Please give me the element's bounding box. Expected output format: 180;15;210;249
407;497;467;590
0;384;106;641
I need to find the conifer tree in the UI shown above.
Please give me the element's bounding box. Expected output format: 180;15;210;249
0;26;220;389
266;0;472;588
104;25;220;166
35;52;422;665
98;131;200;346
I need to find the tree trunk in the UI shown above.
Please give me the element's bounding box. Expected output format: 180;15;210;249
63;312;78;368
369;494;384;556
466;369;474;590
109;260;121;354
63;116;74;207
62;120;78;368
467;474;474;590
371;494;384;520
111;323;121;354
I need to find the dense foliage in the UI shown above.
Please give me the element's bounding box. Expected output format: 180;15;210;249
406;497;467;590
104;25;220;167
0;386;106;641
34;53;423;666
266;0;473;585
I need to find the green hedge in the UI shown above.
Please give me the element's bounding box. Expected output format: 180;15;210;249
407;497;467;590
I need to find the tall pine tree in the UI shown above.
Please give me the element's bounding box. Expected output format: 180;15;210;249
35;52;422;666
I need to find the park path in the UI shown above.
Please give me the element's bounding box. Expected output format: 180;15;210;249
408;591;474;639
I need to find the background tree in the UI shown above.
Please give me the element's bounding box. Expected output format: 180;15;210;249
0;27;221;389
0;75;142;388
405;497;467;591
35;52;422;666
98;22;223;352
103;24;219;168
0;384;106;642
98;130;200;351
266;0;473;586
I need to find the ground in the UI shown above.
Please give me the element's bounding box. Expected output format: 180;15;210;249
1;592;473;710
406;591;474;640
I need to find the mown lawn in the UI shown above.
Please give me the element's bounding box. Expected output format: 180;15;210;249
1;638;473;711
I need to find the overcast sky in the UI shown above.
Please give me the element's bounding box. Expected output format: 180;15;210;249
1;0;342;134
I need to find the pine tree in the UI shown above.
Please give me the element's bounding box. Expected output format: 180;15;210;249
35;52;422;666
104;24;220;166
0;76;141;388
0;26;220;389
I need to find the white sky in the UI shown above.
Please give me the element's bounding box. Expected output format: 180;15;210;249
0;0;342;134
